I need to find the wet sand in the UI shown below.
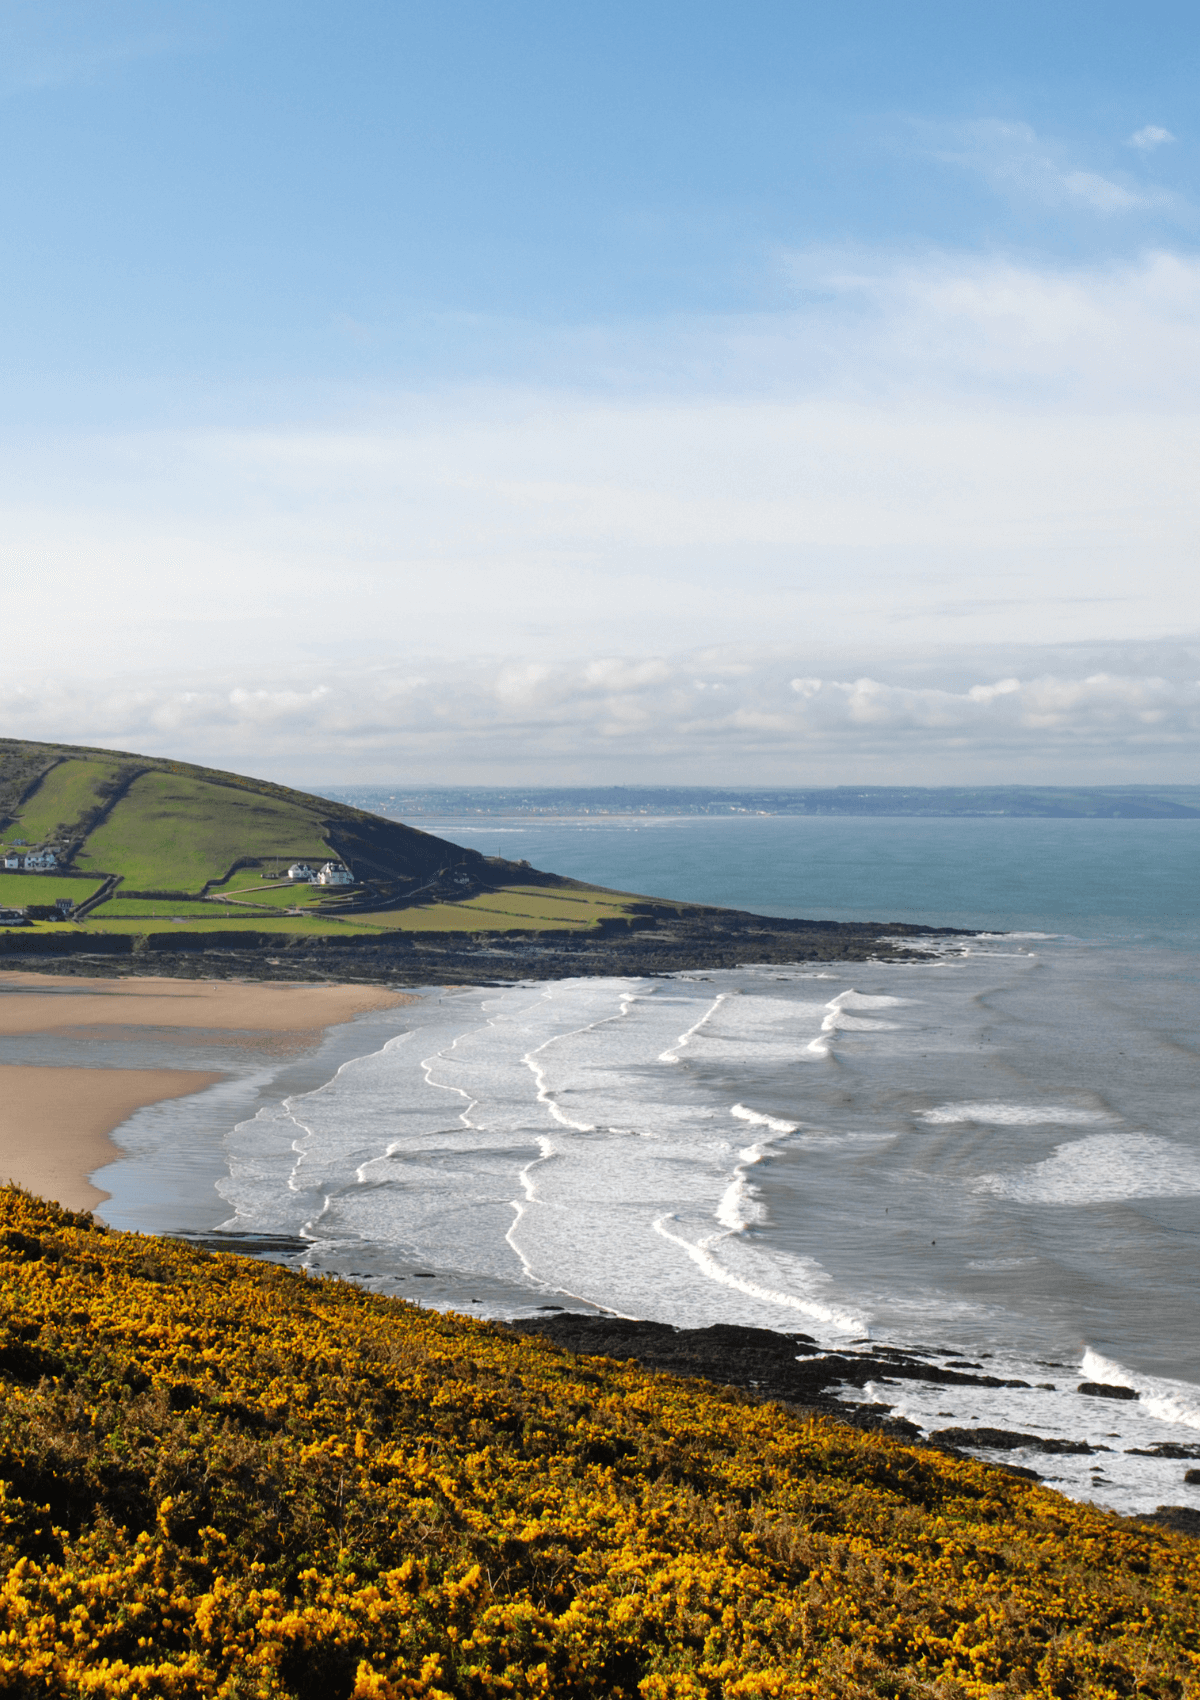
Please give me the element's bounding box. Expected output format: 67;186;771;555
0;973;416;1212
0;1065;228;1213
0;972;414;1036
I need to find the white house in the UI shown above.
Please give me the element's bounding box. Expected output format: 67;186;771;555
23;850;57;871
315;861;354;886
286;862;317;882
2;853;22;870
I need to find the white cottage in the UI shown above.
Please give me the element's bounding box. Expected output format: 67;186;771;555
315;862;354;886
2;853;22;870
286;863;317;882
24;850;57;871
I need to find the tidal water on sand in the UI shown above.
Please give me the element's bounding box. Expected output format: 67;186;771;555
99;816;1200;1514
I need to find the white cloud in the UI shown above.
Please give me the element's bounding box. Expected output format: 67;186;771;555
1129;126;1175;152
926;119;1179;215
4;643;1200;786
3;247;1200;779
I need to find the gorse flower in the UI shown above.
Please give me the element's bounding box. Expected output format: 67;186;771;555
0;1188;1194;1698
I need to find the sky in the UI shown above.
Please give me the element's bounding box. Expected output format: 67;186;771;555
3;0;1200;785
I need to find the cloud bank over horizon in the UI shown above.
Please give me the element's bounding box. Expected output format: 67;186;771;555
6;636;1199;787
4;245;1200;783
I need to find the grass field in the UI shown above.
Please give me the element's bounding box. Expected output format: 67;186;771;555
1;756;128;846
64;882;643;937
218;871;317;894
340;883;640;932
86;899;253;920
0;873;104;907
70;914;382;936
207;882;330;910
79;772;334;891
0;739;658;941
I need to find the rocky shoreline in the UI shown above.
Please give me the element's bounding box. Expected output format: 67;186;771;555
0;905;970;983
507;1313;1200;1537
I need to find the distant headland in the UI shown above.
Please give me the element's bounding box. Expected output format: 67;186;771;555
0;739;965;981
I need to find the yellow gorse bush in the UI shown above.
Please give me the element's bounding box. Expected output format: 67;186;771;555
0;1189;1195;1699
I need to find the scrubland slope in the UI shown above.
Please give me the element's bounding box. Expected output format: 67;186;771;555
0;1189;1195;1698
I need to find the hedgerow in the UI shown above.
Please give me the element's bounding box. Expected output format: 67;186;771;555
0;1187;1195;1698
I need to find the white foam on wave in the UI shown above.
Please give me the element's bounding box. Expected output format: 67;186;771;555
731;1103;800;1135
969;931;1059;940
805;989;909;1057
1081;1348;1200;1430
658;993;728;1062
652;1212;864;1332
976;1132;1200;1203
838;1340;1200;1514
921;1102;1110;1126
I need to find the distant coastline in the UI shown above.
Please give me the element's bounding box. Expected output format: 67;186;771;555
319;782;1200;819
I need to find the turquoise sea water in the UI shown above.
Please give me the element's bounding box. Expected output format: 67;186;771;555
425;813;1200;944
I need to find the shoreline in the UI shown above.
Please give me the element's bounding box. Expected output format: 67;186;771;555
0;972;417;1212
0;906;971;986
0;1065;228;1212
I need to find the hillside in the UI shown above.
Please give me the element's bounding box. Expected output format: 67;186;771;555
0;738;964;977
0;1186;1196;1697
0;738;642;943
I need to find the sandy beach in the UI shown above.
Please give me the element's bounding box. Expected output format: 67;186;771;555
0;972;415;1212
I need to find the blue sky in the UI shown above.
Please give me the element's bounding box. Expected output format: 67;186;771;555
2;1;1199;782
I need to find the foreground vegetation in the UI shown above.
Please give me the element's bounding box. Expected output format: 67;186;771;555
0;1190;1196;1698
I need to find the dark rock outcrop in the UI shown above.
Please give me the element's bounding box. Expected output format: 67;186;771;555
928;1426;1101;1455
507;1314;1028;1445
1078;1381;1139;1401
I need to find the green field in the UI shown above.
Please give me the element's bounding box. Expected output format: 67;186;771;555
78;771;333;891
207;882;329;910
86;898;249;920
0;738;655;944
71;880;641;936
71;914;381;937
349;883;638;931
0;873;104;907
1;756;128;846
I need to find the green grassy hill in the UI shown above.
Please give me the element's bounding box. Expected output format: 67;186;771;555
0;738;644;941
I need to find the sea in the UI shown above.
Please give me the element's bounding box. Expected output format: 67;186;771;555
39;815;1200;1514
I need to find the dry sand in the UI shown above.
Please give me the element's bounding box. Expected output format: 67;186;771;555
0;972;417;1213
